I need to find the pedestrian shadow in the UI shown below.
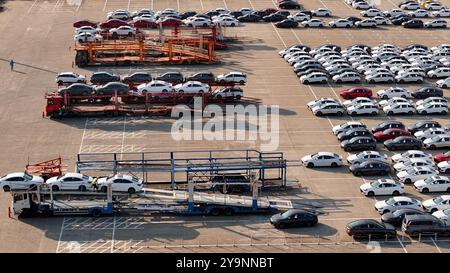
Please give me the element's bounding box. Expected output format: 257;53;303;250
0;58;58;74
13;70;26;75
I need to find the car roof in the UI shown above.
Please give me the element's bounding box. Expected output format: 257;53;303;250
316;152;338;157
393;196;415;202
64;173;85;178
348;219;379;226
404;214;438;221
6;172;26;178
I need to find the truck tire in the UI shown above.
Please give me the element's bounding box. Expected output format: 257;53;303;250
210;208;221;216
92;209;102;217
224;207;234;216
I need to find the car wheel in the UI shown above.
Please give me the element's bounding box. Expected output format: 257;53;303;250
52;185;59;191
408;111;413;115
367;191;375;197
303;80;309;84
127;32;133;37
57;80;63;85
3;185;10;192
178;90;184;93
216;95;223;99
351;112;356;116
422;188;429;193
79;185;87;192
101;186;107;193
370;80;375;84
441;111;447;115
382;209;390;214
346;147;352;152
446;187;450;193
411;231;419;237
429;145;436;150
388;111;393;115
405;178;412;184
331;162;338;168
128;188;136;194
337;111;343;116
392;190;400;196
431;208;438;213
82;91;88;96
321;80;327;84
372;111;377;116
277;223;285;229
399;79;404;84
355;171;362;176
316;111;322;116
231;23;236;27
307;162;314;168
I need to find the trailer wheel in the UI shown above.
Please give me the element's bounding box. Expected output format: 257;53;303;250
3;185;10;192
224;207;234;216
210;208;221;216
92;209;102;217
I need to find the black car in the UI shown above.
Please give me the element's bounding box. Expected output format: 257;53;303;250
185;72;216;83
229;11;243;18
58;83;93;96
403;44;428;51
381;208;425;227
94;82;129;95
346;16;362;23
279;0;302;9
270;209;318;229
155;71;184;84
122;72;152;84
275;19;298;28
349;44;371;53
372;121;405;133
349;160;392;176
319;44;342;52
91;72;120;85
402;215;450;237
341;136;377;152
274;10;291;17
391;15;412;25
297;68;328;77
398;0;416;7
346;219;396;238
180;11;197;19
403;19;423;28
288;44;311;52
412;87;443;99
210;175;250;194
337;128;372;141
238;14;261;22
205;10;220;17
251;10;268;18
384;136;422;151
262;13;286;22
293;63;323;73
408;121;442;133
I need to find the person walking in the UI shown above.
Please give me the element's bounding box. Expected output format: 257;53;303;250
92;177;99;191
9;59;14;71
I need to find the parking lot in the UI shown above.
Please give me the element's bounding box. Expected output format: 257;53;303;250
0;0;449;253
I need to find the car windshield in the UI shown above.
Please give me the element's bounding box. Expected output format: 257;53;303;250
386;198;396;205
82;175;90;180
281;211;294;218
443;209;450;215
407;169;417;174
24;174;33;180
432;136;441;141
370;181;380;187
434;197;444;204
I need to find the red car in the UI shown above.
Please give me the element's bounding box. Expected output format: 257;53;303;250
156;18;183;27
261;8;278;15
340;87;372;99
434;151;450;163
73;19;99;28
373;128;411;142
132;20;157;29
99;19;130;29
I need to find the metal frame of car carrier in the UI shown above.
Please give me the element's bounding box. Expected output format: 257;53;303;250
75;149;288;190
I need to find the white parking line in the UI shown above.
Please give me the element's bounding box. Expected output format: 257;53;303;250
56;217;66;253
120;117;126;159
271;24;287;48
52;0;61;12
127;0;131;10
111;215;116;253
28;0;39;14
430;237;442;253
396;236;408;253
177;0;180;11
103;0;108;11
77;0;83;12
222;0;228;9
199;0;204;10
151;0;153;10
247;0;255;9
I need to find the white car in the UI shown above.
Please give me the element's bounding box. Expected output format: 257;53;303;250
332;72;361;83
383;102;416;115
437;77;450;88
109;26;136;36
311;8;332;17
428;67;450;79
216;72;247;84
74;32;103;43
424;19;447;28
433;8;450;17
400;2;420;10
416;102;448;115
347;151;388;164
213;17;239;26
107;11;130;20
137;80;174;94
343;97;378;108
97;174;143;194
438;161;450;174
174;81;209;93
431;44;450;52
183;17;211;27
288;12;311;22
365;73;395;83
332;121;366;135
373;16;389;25
377;87;411;99
374;197;422;214
355;19;377;27
75;26;101;35
415;128;448;141
301;19;325;27
56;72;86;84
424;135;450;149
301;152;343;168
383;9;406;18
347;103;379;116
0;172;44;191
307;98;339;109
426;3;444;11
300;72;328;84
393;158;435;172
409;9;430;17
397;166;439;183
392;150;432;163
360;8;383;17
422;195;450;213
214;8;230;14
395;73;423;83
360;179;405;197
353;1;371;9
416;97;447;106
289;55;314;65
45;173;93;191
414;176;450;193
379;97;411;107
312;103;345;116
432;208;450;224
213;88;243;100
240;8;254;15
357;63;381;73
133;14;156;22
329;19;353;28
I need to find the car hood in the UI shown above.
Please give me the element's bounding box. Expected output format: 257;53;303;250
391;154;403;161
373;131;384;137
423;138;433;144
270;213;284;223
432;210;446;218
414;180;427;187
301;155;312;162
397;170;408;178
383;222;396;231
341;140;349;147
377;90;386;95
438;161;450;168
384;139;394;145
346;154;358;162
307;101;318;107
174;83;183;89
381;212;396;222
359;183;372;191
422;199;436;208
393;162;405;169
375;200;387;209
332;125;341;133
45;177;58;184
